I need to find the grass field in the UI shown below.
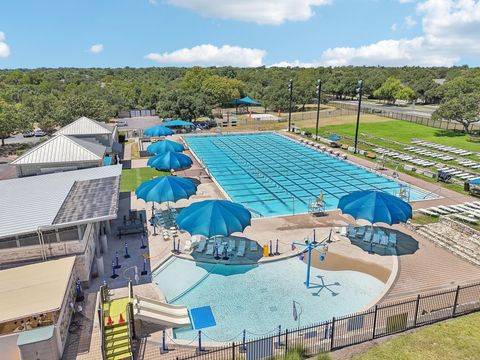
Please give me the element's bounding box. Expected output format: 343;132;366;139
120;167;168;192
352;312;480;360
308;119;478;151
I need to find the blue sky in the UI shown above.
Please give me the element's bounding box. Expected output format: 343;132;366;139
0;0;479;68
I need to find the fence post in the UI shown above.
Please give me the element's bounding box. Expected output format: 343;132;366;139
330;317;336;350
372;305;378;339
413;294;420;326
232;342;235;360
285;329;289;352
452;285;461;317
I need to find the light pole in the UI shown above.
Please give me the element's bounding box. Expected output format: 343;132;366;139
288;79;293;132
315;79;322;140
354;79;364;154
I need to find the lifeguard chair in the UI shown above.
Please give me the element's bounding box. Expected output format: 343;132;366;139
308;192;326;216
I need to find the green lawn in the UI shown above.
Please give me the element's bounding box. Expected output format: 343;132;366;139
308;119;478;152
353;312;480;360
119;167;168;192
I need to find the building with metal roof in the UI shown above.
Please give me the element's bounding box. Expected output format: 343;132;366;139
0;165;122;284
11;134;108;177
55;116;118;147
0;257;76;360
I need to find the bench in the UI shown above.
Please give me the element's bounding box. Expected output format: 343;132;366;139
117;224;146;238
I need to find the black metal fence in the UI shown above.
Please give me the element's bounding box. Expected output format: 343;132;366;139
175;281;480;359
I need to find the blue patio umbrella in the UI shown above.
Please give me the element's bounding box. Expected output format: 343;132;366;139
163;120;195;128
146;139;184;155
147;151;193;170
144;125;174;137
135;176;197;203
176;200;252;237
338;190;412;225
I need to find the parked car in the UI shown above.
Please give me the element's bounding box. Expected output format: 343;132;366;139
34;129;47;137
115;120;128;127
23;131;35;137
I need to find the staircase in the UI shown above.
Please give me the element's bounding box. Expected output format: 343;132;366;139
102;297;133;360
416;223;480;266
104;322;132;360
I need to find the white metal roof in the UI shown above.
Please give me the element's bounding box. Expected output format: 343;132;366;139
11;134;105;165
55;116;114;136
0;257;75;323
0;165;122;239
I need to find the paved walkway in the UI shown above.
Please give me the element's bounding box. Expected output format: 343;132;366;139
383;224;480;301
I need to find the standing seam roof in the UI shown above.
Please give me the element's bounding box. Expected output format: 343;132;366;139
11;135;104;165
55;116;113;136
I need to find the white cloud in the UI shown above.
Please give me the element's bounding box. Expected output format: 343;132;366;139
89;44;104;54
148;0;157;5
404;15;417;28
274;0;480;67
391;23;398;31
0;31;11;58
145;44;267;67
166;0;331;25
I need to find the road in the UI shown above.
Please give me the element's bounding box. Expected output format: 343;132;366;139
331;100;436;118
2;133;41;145
115;116;161;130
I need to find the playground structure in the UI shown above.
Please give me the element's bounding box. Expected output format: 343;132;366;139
133;295;191;328
99;281;191;360
293;229;329;288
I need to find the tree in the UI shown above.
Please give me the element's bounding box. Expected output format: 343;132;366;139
395;86;416;102
0;100;20;146
432;94;480;133
374;77;416;104
373;77;402;104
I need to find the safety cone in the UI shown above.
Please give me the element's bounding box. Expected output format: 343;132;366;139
119;313;125;324
107;315;113;326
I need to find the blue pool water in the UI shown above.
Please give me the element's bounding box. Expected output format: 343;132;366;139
185;133;436;217
152;257;385;341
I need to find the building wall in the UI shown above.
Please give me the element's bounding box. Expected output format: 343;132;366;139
0;332;21;360
0;223;98;283
19;335;60;360
16;161;102;177
55;265;76;355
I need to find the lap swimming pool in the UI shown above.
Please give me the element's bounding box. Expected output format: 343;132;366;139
185;133;436;217
152;257;385;342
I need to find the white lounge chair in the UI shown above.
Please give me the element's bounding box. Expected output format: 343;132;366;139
205;243;215;255
183;240;192;252
452;214;479;224
195;241;207;253
388;233;397;247
236;240;246;257
419;209;439;217
363;230;373;243
347;225;356;237
380;234;389;246
356;227;366;237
